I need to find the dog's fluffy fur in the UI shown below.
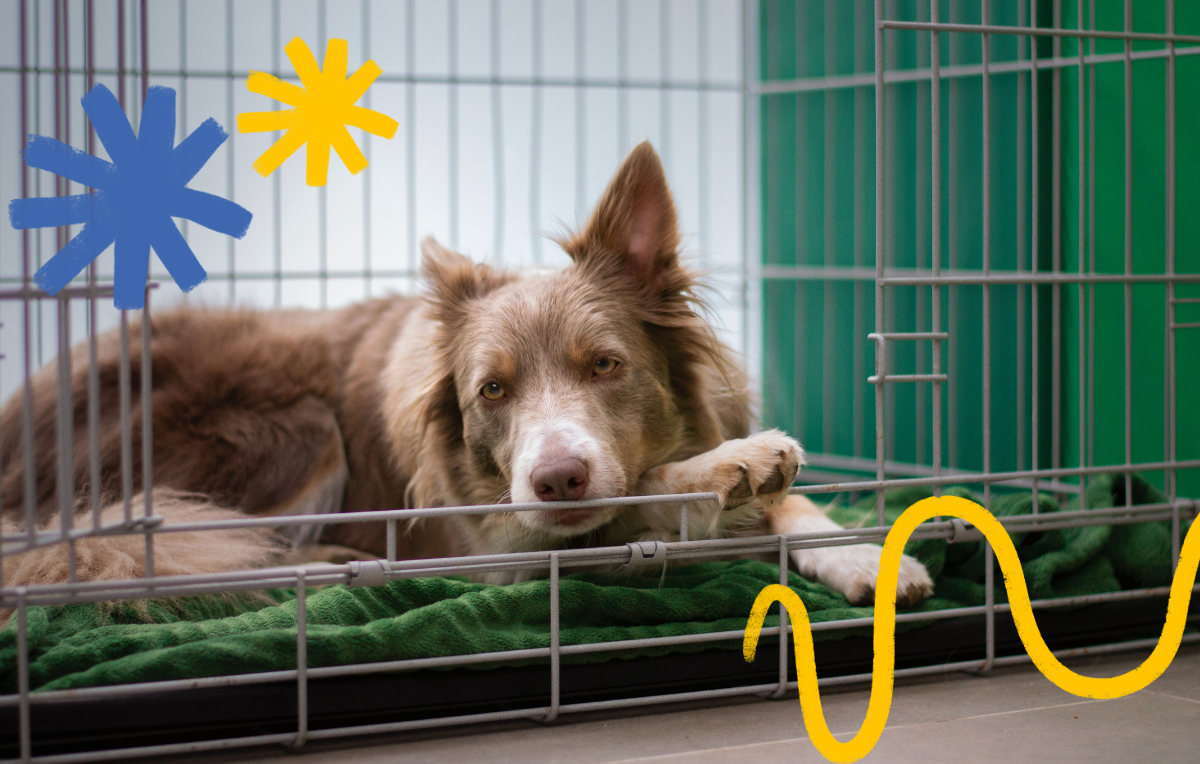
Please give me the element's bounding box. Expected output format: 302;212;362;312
0;143;933;608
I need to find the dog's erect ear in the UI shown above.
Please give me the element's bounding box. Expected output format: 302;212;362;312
421;237;512;327
561;141;681;290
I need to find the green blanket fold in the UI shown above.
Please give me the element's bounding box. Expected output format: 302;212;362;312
0;474;1185;693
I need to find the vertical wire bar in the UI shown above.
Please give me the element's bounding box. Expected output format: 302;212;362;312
405;0;416;282
822;3;837;457
1123;0;1132;508
178;0;187;244
54;0;72;572
617;0;629;155
529;0;543;264
930;0;941;499
490;0;504;261
117;0;131;533
1051;0;1062;484
294;568;308;747
874;0;885;526
386;519;397;561
659;0;671;176
140;8;154;576
574;0;586;220
883;0;895;469
272;0;282;307
17;588;30;763
678;502;688;542
119;312;132;525
1030;0;1040;513
741;0;761;383
914;16;927;467
118;0;125;143
1087;0;1096;476
981;0;991;512
1077;0;1087;502
20;0;38;546
55;297;76;581
141;290;154;577
34;0;43;370
447;0;459;251
54;0;67;258
981;0;994;673
225;0;234;304
793;4;809;450
546;551;561;722
983;540;995;672
696;0;709;262
363;0;372;298
945;0;957;472
853;0;869;462
86;0;101;533
139;0;148;102
1166;0;1178;569
1016;0;1026;474
318;0;328;306
773;535;789;698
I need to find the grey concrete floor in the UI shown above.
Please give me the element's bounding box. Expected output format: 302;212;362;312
171;645;1200;764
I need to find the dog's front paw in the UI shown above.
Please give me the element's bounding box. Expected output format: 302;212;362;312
811;544;934;607
696;430;805;512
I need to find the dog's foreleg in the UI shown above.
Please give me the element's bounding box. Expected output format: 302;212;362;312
634;429;804;541
765;495;934;607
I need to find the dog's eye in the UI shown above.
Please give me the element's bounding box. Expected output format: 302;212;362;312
480;382;506;401
593;358;618;376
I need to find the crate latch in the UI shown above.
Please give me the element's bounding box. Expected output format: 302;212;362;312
949;518;983;543
347;560;390;587
626;540;667;566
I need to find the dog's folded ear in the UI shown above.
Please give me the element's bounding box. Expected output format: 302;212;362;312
560;141;683;293
420;237;514;328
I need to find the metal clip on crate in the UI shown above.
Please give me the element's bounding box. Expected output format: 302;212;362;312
626;541;667;566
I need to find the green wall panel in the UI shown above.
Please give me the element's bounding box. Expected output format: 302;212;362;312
759;0;1199;497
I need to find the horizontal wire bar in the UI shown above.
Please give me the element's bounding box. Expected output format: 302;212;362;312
1172;297;1200;304
3;501;1195;606
0;65;741;92
5;467;1197;558
0;271;418;286
869;332;949;341
885;273;1200;286
802;452;1082;493
804;632;1200;690
0;732;302;764
869;374;949;384
878;20;1200;44
11;631;1198;763
754;44;1200;95
0;285;117;301
787;462;1200;494
3;584;1195;709
761;264;1200;284
1171;322;1200;330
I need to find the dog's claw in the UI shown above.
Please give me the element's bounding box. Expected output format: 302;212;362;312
723;466;754;510
757;465;786;496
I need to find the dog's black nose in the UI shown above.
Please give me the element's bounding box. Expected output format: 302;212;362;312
532;457;589;502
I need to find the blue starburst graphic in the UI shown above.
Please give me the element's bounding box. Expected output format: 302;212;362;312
8;83;252;309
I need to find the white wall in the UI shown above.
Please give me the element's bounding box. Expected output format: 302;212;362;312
0;0;747;404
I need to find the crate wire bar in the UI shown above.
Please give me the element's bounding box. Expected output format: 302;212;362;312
0;0;1198;761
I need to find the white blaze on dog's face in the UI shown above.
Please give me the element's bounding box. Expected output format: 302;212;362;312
450;278;678;535
418;142;727;537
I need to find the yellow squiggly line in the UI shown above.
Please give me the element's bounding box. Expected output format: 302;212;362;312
743;495;1199;764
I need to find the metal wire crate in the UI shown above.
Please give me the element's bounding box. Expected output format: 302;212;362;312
1;0;1198;761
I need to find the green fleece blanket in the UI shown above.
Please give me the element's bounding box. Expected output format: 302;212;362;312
0;474;1185;693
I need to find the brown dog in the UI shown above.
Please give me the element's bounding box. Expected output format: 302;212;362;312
0;142;933;607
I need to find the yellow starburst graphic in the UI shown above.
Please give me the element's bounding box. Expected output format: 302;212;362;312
237;37;398;187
